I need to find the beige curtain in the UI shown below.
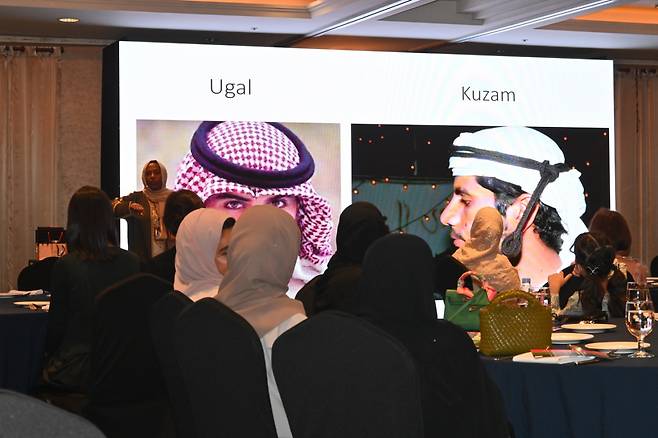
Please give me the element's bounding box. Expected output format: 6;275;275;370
0;46;61;290
615;66;658;267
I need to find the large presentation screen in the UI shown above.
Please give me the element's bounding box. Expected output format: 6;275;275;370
105;41;614;291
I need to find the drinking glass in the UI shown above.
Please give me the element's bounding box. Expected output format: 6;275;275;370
531;287;549;307
549;290;560;320
627;282;650;303
625;298;655;359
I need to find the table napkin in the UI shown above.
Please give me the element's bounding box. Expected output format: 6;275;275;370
513;352;596;364
0;290;45;296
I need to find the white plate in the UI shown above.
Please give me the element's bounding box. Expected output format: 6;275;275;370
551;332;594;344
561;323;617;333
584;341;650;354
13;301;50;308
512;352;597;365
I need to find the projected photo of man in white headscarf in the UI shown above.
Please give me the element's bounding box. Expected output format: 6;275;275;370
440;126;588;290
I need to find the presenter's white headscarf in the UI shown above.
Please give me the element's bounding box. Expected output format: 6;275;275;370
449;126;587;268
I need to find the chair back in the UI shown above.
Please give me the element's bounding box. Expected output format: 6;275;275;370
174;298;277;438
272;311;424;438
86;273;173;438
150;291;195;438
294;277;318;315
0;389;104;437
17;257;58;291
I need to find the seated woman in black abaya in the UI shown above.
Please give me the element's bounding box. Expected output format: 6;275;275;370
357;233;509;438
295;202;389;315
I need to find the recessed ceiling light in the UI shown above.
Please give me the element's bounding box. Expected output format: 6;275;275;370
58;17;80;23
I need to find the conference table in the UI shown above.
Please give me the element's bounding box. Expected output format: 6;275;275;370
481;319;658;438
3;291;658;438
0;295;49;393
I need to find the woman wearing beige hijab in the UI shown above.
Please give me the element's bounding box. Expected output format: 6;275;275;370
453;207;520;294
174;208;234;301
217;205;305;438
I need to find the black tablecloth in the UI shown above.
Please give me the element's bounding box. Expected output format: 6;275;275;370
0;296;48;393
482;319;658;438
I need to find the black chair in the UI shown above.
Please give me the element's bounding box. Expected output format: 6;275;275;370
174;298;277;438
16;256;59;291
272;311;424;438
0;389;105;437
150;291;195;438
85;273;174;438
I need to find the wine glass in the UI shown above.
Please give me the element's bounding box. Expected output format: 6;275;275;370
625;297;654;359
627;282;648;303
628;281;651;306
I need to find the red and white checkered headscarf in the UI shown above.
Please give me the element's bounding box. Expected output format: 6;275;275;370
174;121;334;267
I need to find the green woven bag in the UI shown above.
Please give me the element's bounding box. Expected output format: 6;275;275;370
479;290;552;357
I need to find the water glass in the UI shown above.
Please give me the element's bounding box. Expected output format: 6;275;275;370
550;290;560;319
625;299;655;359
627;282;651;303
531;287;550;307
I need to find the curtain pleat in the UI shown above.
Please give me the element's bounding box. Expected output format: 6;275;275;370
0;48;60;290
614;66;658;266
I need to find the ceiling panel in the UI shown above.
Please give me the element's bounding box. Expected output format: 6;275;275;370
0;0;657;53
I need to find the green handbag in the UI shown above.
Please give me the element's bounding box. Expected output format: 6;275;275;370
444;276;490;331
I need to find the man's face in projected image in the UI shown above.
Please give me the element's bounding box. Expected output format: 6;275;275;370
440;176;501;248
174;121;335;278
205;192;299;220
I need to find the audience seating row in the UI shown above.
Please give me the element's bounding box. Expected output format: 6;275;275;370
79;272;424;438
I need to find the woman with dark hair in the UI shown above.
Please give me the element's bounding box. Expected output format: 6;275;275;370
295;202;389;315
553;232;626;319
43;186;140;392
589;208;648;283
357;233;509;438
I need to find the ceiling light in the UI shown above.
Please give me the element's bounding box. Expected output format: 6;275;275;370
451;0;615;43
306;0;425;38
58;17;80;23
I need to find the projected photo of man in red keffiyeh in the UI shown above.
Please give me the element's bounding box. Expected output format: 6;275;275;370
174;121;334;292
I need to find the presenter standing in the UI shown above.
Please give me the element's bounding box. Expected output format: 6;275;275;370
113;160;174;261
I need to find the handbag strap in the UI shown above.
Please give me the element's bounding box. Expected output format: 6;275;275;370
457;271;483;288
489;290;540;310
446;288;488;323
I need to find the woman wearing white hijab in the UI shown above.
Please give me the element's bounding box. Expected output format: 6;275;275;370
174;208;234;301
217;205;305;438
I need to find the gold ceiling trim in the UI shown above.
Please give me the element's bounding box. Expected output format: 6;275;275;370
573;5;658;25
